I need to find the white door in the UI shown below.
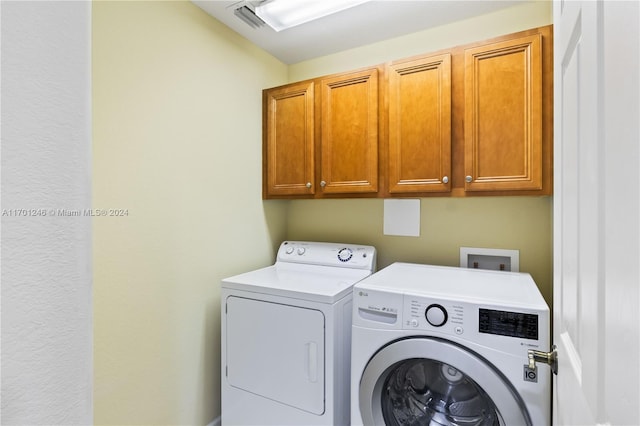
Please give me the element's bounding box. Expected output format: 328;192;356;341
553;1;640;424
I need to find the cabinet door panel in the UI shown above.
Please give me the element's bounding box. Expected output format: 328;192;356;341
320;69;378;194
388;54;451;193
464;34;543;191
264;81;315;197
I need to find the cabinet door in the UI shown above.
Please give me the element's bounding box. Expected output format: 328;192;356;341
319;68;378;194
464;34;543;191
387;54;451;194
264;81;315;197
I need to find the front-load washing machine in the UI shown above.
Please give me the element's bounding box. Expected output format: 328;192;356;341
351;262;551;426
221;241;376;426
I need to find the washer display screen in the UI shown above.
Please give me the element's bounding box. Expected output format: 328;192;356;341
478;309;538;340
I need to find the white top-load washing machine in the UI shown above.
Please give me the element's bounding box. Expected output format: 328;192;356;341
221;241;376;426
351;262;551;426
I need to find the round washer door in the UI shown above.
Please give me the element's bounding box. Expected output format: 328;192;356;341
359;338;531;426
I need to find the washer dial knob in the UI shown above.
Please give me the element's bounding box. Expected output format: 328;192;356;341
425;304;448;327
337;248;353;262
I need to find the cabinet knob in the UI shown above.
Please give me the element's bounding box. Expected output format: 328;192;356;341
306;182;312;188
320;180;326;187
465;175;473;183
442;176;449;184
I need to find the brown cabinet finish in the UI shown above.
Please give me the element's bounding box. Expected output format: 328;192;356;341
262;25;553;199
319;68;379;195
263;81;315;197
464;34;543;191
387;53;452;194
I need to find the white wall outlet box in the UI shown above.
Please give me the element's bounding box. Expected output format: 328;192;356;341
460;247;520;272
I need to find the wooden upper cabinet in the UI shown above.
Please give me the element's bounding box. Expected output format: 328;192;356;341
387;53;452;194
263;81;315;197
262;25;552;199
319;68;379;195
464;34;543;191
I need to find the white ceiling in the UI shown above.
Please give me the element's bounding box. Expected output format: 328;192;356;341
192;0;531;64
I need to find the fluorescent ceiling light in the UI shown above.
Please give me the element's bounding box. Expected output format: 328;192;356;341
255;0;370;32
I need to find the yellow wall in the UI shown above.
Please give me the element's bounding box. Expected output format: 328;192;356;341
92;2;287;424
286;0;554;305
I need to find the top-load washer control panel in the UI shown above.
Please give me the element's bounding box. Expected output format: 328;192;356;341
277;241;377;271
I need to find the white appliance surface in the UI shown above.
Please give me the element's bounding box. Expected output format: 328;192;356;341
222;263;372;303
222;241;376;426
222;241;376;303
226;296;325;415
351;262;551;426
355;262;546;309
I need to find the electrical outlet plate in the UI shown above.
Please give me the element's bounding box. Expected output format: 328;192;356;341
460;247;520;272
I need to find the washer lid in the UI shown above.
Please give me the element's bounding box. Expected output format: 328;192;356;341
222;263;372;303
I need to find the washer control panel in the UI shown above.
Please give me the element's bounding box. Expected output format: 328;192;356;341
404;297;466;336
401;294;545;351
277;241;376;271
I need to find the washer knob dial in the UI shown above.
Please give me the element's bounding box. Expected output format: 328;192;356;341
425;304;448;327
337;248;353;262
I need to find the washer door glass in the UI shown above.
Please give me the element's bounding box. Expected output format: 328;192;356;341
359;338;530;426
382;358;500;425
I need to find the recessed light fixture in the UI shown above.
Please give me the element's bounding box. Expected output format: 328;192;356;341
255;0;370;32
